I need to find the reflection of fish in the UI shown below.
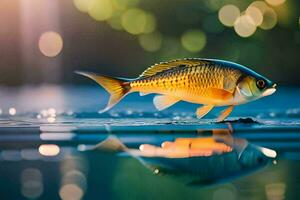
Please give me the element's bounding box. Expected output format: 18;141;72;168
94;132;276;187
77;58;276;121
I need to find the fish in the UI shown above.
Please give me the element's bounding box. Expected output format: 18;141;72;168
93;129;277;187
76;58;277;121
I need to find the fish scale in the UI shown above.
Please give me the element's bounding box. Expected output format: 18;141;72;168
131;65;225;93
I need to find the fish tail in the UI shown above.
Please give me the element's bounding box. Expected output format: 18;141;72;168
93;136;128;152
76;71;131;113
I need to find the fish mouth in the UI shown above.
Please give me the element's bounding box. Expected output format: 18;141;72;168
259;147;277;158
262;84;276;97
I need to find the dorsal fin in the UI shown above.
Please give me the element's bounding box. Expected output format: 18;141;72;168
139;58;211;78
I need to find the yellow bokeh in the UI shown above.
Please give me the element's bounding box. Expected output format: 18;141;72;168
246;6;263;26
107;11;123;30
138;32;162;52
265;0;286;6
181;30;207;53
143;13;157;34
274;2;292;27
234;15;257;37
250;1;269;13
260;7;277;30
112;0;140;10
218;5;240;27
88;0;113;21
249;1;277;30
73;0;91;13
108;17;123;31
121;8;147;35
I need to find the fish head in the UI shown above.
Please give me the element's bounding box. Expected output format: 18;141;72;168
238;143;276;170
236;75;276;102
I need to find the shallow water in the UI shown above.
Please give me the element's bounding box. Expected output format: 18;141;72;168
0;85;299;200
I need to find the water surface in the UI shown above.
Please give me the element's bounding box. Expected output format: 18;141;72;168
0;86;299;200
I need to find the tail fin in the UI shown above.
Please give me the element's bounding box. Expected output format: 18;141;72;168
76;71;131;113
93;136;128;153
93;136;144;161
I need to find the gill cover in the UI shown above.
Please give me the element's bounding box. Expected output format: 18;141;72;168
237;76;253;97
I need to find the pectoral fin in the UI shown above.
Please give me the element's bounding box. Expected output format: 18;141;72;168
209;88;233;100
196;105;214;119
217;105;234;122
153;95;180;111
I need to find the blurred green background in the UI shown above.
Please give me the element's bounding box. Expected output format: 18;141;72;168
0;0;299;85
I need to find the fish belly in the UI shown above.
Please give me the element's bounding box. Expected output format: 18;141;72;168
132;86;233;106
167;89;233;106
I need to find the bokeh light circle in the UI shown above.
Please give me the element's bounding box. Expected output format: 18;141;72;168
9;108;17;115
138;32;162;52
59;184;83;200
112;0;140;10
234;15;257;37
88;0;113;21
250;1;269;13
265;0;286;6
38;144;60;156
181;30;207;52
259;7;277;30
121;8;147;35
73;0;91;13
218;5;240;27
21;168;43;199
246;6;264;26
143;13;157;34
108;11;123;30
38;32;63;57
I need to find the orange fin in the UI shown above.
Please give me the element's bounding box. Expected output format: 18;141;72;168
209;88;233;100
196;105;214;119
217;105;234;122
76;71;131;113
153;95;180;111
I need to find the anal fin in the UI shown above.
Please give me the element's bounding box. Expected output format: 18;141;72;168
196;105;214;119
217;105;234;122
153;95;180;111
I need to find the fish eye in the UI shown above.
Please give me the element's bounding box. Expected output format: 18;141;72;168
256;80;266;89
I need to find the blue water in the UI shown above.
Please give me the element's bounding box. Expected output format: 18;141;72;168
0;85;299;200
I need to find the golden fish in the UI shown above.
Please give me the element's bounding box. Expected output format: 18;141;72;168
76;58;277;121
